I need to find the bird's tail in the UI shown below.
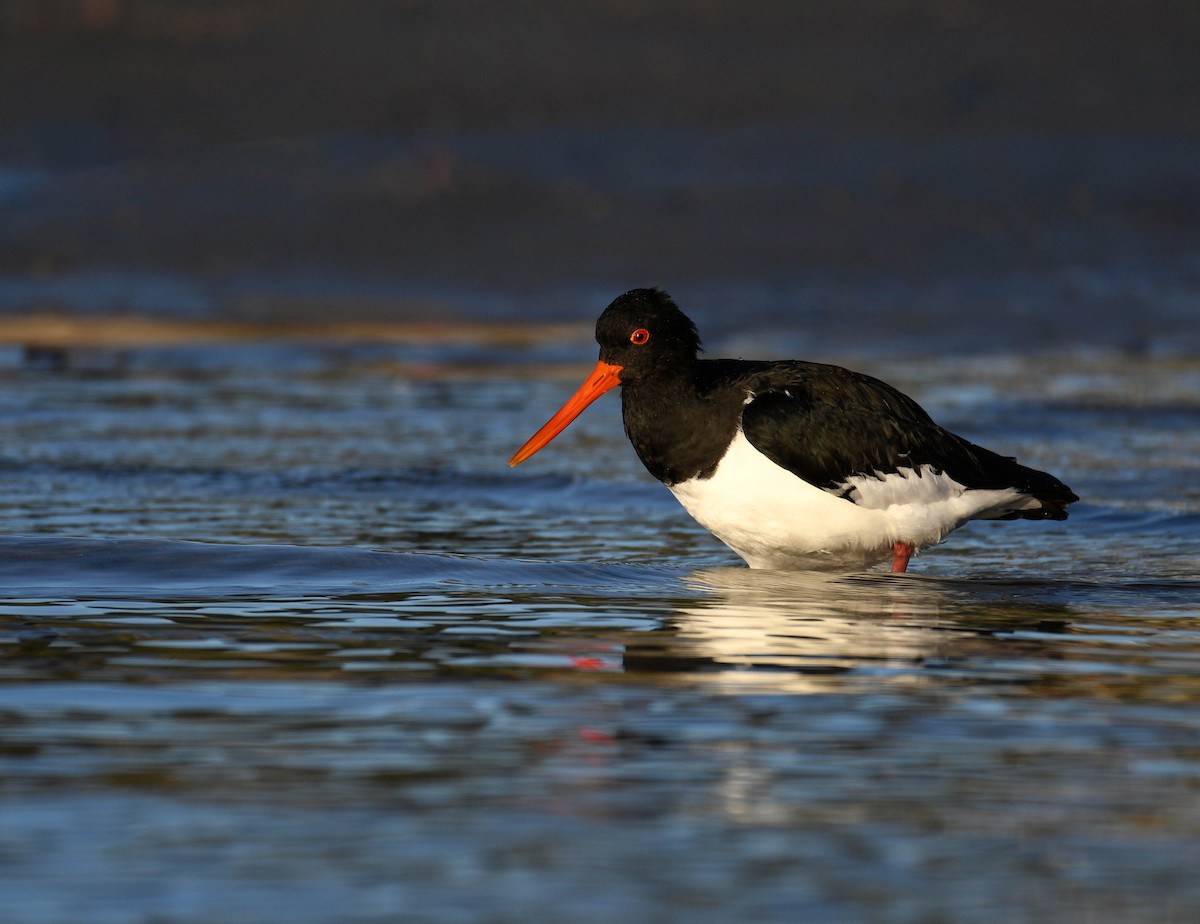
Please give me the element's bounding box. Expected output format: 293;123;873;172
974;445;1079;521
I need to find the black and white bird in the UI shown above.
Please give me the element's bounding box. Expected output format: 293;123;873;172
509;288;1078;572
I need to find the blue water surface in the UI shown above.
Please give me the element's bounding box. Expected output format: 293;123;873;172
0;338;1197;922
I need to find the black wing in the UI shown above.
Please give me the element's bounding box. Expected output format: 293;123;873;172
732;361;1077;519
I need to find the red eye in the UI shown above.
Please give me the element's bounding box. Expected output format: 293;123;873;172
630;328;650;345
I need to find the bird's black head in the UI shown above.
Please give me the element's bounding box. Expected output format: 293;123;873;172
595;288;702;383
507;288;701;467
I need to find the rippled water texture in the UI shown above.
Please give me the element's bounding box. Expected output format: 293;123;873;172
1;341;1199;923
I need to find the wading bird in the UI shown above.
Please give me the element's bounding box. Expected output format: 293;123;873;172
509;288;1077;572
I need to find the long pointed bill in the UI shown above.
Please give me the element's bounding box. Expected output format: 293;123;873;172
508;360;623;467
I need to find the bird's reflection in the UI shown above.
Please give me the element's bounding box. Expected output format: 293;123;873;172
623;567;1072;692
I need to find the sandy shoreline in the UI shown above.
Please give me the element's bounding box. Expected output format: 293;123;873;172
0;314;590;348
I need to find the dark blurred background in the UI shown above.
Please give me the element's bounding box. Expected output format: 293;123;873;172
2;0;1198;351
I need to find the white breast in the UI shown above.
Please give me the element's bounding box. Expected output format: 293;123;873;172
667;431;1034;570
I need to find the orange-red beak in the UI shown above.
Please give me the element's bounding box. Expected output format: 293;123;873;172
508;360;623;467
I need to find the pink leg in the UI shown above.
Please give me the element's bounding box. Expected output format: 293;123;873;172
891;542;914;574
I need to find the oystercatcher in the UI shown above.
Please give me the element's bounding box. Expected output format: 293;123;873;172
509;288;1078;572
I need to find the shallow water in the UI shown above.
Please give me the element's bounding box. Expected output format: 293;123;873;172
1;340;1199;922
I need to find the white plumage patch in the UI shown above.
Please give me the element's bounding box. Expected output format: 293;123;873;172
836;465;1036;516
668;432;1038;571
